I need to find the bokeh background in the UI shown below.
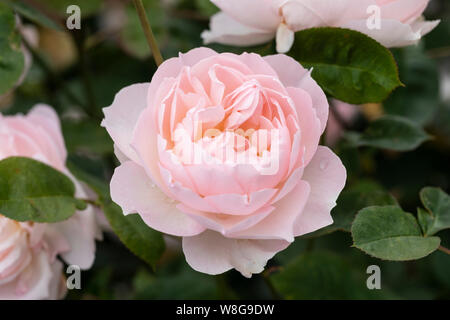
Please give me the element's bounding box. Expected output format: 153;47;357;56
1;0;449;299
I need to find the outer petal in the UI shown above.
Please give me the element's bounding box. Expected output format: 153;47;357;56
211;0;281;31
54;172;101;270
202;12;274;47
264;54;329;133
286;87;321;167
410;18;440;38
229;180;310;242
178;204;275;236
102;83;150;163
4;116;64;171
110;161;205;237
0;252;62;300
294;146;346;236
275;23;295;53
341;18;436;47
379;0;429;23
280;0;372;30
182;230;289;277
27;104;67;164
55;211;97;270
148;48;218;107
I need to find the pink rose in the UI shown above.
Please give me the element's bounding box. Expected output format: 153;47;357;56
103;48;346;277
0;105;102;299
202;0;440;53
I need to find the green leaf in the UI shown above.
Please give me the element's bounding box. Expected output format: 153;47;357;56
0;157;83;222
384;46;439;125
0;2;25;95
418;187;450;236
2;0;62;30
195;0;219;17
103;202;165;270
289;27;402;104
350;115;430;151
304;181;398;237
352;206;440;261
270;251;389;299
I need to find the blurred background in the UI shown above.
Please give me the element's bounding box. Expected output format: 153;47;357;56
0;0;449;299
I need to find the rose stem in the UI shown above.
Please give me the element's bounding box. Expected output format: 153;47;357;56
438;245;450;255
132;0;164;67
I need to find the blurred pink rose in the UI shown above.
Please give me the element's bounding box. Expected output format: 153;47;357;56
202;0;440;53
0;105;102;299
103;48;346;277
326;100;359;146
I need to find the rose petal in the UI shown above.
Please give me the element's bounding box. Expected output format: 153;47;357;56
102;83;150;163
342;18;424;47
0;252;62;300
264;54;329;133
229;180;310;242
294;146;346;236
202;12;274;47
178;204;275;235
110;161;205;237
211;0;281;31
182;230;289;277
276;23;295;53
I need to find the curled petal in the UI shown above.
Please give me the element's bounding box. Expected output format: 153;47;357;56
294;146;346;236
110;161;205;237
342;18;438;48
182;230;289;277
211;0;281;31
202;12;274;47
102;83;150;163
264;54;329;133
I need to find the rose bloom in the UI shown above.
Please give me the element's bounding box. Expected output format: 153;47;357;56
103;48;346;277
202;0;440;53
0;105;101;299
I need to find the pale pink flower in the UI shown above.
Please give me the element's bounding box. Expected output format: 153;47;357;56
202;0;440;53
0;105;102;299
103;48;346;277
